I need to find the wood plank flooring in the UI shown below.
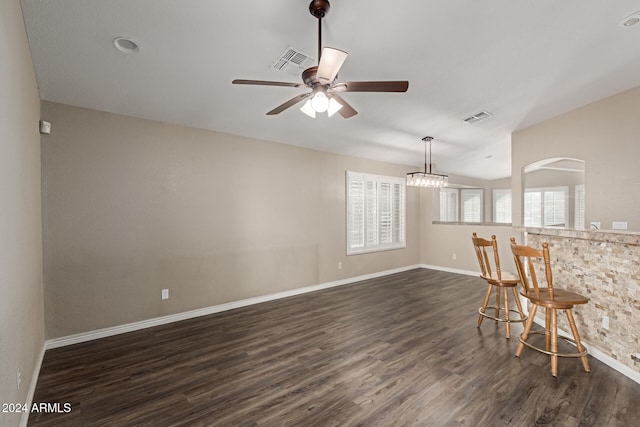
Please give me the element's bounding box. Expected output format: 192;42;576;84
29;268;640;426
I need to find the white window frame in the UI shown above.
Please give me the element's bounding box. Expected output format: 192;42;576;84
461;188;483;223
493;189;512;224
524;186;569;228
438;187;483;223
346;171;406;255
439;188;459;222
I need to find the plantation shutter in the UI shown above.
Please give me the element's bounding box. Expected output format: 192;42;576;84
347;171;406;255
348;179;365;249
439;188;458;222
493;189;512;223
461;188;483;222
575;185;585;229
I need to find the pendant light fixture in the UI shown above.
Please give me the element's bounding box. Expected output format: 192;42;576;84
406;136;449;188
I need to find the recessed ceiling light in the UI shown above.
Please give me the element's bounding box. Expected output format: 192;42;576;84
113;37;139;54
619;11;640;28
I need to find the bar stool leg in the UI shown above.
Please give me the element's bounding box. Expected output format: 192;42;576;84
545;309;551;352
511;287;526;321
503;287;511;338
551;309;558;377
516;305;537;358
566;309;590;373
494;287;501;320
478;284;493;327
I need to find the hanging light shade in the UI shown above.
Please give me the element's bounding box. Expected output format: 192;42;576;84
300;87;343;118
406;136;449;188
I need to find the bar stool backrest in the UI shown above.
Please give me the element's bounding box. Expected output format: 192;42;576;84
472;233;503;283
509;238;554;300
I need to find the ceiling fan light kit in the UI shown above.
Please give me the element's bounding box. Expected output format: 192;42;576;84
232;0;408;119
407;137;449;188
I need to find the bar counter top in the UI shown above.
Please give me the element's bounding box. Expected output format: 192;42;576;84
514;226;640;246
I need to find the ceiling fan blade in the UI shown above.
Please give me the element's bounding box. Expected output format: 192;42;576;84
266;92;313;115
232;79;306;88
332;81;409;92
331;94;358;119
316;47;348;84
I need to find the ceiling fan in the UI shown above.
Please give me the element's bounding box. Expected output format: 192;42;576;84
232;0;409;119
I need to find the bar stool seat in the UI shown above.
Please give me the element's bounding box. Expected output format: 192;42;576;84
510;238;590;377
472;233;527;338
526;288;589;309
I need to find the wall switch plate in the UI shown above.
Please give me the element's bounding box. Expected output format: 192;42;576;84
338;262;342;270
17;369;21;390
452;253;457;260
162;289;169;300
612;221;628;230
590;222;601;230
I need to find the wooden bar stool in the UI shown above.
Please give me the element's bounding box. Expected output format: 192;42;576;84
471;233;527;338
509;238;590;377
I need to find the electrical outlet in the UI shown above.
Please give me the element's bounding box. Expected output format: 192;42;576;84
612;221;628;230
162;289;169;300
17;369;21;390
452;253;457;260
602;315;610;330
338;262;342;270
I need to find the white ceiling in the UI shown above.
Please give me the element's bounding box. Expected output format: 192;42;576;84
20;0;640;179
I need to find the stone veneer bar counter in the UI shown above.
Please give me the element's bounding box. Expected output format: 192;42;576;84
514;227;640;381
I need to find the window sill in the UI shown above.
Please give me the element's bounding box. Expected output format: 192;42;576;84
431;221;513;227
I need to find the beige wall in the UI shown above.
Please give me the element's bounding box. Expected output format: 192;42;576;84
0;1;44;425
512;85;640;230
40;102;421;339
418;181;517;274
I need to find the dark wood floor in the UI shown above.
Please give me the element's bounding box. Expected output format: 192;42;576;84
29;268;640;426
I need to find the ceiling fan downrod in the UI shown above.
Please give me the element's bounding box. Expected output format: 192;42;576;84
309;0;330;63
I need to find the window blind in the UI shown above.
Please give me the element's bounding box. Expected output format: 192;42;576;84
575;185;585;229
493;189;512;223
461;188;483;222
439;188;458;222
347;171;406;255
524;186;568;227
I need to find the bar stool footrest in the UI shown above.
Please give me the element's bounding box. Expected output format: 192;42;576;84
478;306;527;323
518;331;588;358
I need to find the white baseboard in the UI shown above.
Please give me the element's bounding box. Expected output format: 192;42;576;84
20;344;45;427
531;317;640;384
45;264;422;350
420;264;479;277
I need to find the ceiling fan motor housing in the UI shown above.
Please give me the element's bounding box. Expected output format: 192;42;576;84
302;66;320;86
309;0;330;18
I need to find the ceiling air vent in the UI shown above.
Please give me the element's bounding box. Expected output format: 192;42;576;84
271;46;316;76
464;110;492;125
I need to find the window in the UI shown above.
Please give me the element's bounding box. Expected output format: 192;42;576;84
439;188;458;222
493;189;512;223
524;186;568;227
438;187;483;222
575;184;585;229
346;171;406;255
461;189;483;222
